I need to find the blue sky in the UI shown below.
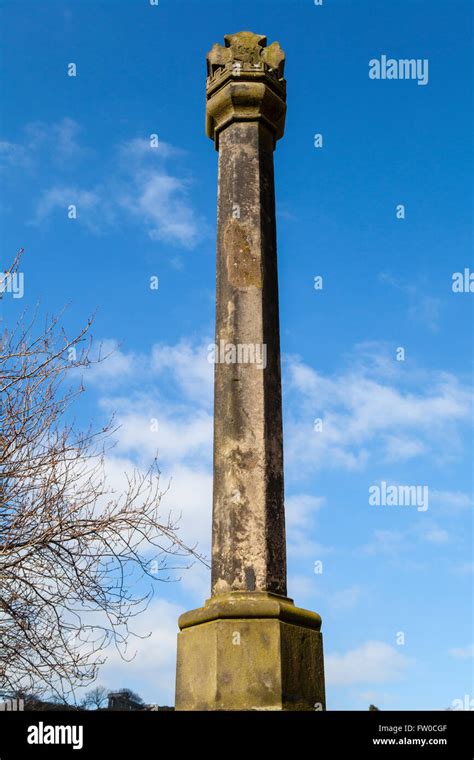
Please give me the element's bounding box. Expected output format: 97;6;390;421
1;0;472;709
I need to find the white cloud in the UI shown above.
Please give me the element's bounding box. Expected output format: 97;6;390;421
421;526;450;544
124;139;207;246
159;464;212;553
431;490;473;514
361;520;451;556
82;459;212;702
1;120;205;246
96;598;181;705
25;118;86;164
326;641;411;686
33;186;102;226
361;529;405;556
1;117;85;174
286;493;325;531
89;339;215;472
120;172;201;247
378;272;442;332
84;339;214;405
287;573;318;602
117;136;179;165
452;561;474;576
329;585;362;611
179;558;211;604
448;644;474;659
0;139;31;171
284;343;471;474
88;340;214;564
384;435;426;462
81;340;145;390
110;408;213;469
53;118;84;161
151;339;213;407
285;493;331;560
287;575;362;614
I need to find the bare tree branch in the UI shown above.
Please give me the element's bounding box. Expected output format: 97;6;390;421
0;250;208;703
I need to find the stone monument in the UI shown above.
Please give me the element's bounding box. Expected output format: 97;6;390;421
175;31;326;711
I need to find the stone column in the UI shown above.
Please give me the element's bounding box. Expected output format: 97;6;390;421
175;32;326;711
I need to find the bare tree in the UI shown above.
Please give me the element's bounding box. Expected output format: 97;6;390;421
0;250;207;702
81;685;108;710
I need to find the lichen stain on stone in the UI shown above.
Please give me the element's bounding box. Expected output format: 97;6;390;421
244;567;256;591
226;449;262;505
225;299;236;335
224;219;262;288
259;631;271;648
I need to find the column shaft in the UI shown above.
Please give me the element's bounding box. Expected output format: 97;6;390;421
211;120;286;597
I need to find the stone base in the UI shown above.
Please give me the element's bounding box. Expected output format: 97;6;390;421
175;592;325;711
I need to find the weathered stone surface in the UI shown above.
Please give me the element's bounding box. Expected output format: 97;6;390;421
206;31;286;149
176;593;325;711
174;32;326;711
212;119;286;598
178;591;322;631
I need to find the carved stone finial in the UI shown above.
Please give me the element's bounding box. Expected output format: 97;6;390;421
205;31;287;149
207;31;285;80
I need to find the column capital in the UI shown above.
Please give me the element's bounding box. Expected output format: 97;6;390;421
206;31;287;150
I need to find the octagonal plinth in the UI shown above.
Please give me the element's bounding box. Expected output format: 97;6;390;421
175;593;325;711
